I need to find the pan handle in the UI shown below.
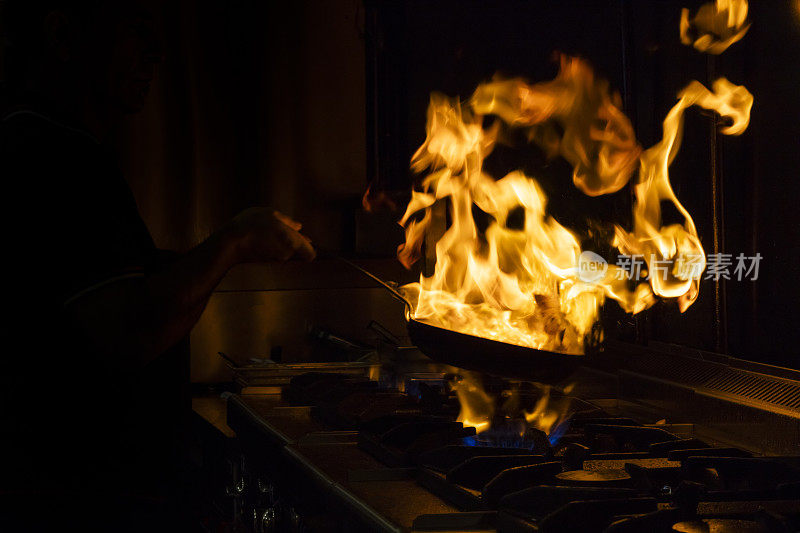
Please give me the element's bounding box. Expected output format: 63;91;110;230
333;256;412;310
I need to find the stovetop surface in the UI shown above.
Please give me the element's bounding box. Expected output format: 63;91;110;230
226;355;800;532
230;391;470;532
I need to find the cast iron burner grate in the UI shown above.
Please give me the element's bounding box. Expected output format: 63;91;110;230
283;371;800;532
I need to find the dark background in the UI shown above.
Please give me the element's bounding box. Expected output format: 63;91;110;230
366;0;800;370
3;0;798;370
110;0;368;254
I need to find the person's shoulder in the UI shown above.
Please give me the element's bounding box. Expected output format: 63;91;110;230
1;109;98;146
0;109;108;189
0;109;104;167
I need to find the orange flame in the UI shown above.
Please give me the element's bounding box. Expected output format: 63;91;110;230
398;56;753;353
523;384;573;435
471;56;641;197
398;7;756;439
614;78;753;312
363;183;399;213
453;372;573;437
680;0;750;54
451;372;494;433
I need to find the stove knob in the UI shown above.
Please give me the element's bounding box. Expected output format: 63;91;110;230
225;456;246;497
287;507;303;532
225;476;245;497
253;507;277;533
257;479;277;504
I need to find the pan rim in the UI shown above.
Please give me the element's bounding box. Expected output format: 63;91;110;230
405;315;586;359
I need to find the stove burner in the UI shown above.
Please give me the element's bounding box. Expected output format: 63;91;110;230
463;426;550;451
672;518;770;533
266;371;800;533
555;468;632;485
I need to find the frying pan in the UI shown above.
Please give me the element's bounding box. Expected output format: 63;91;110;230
337;257;585;384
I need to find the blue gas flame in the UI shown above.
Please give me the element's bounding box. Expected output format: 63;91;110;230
547;419;571;446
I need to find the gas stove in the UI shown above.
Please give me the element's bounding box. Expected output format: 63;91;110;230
224;341;800;532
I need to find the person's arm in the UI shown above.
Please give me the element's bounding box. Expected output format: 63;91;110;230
65;208;314;369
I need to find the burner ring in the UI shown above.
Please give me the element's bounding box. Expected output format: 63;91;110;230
555;468;632;485
672;519;769;533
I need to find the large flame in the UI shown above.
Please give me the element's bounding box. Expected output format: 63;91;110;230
680;0;750;55
522;384;573;436
471;56;641;197
451;372;495;433
452;372;572;439
398;56;753;354
614;78;753;312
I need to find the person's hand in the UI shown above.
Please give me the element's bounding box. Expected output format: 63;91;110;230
225;208;316;263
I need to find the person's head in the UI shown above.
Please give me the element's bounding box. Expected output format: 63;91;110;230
1;0;161;115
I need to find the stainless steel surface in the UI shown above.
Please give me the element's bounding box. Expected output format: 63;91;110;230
191;259;414;383
227;389;462;532
226;360;376;389
587;341;800;455
282;445;405;533
191;287;407;382
222;336;800;532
